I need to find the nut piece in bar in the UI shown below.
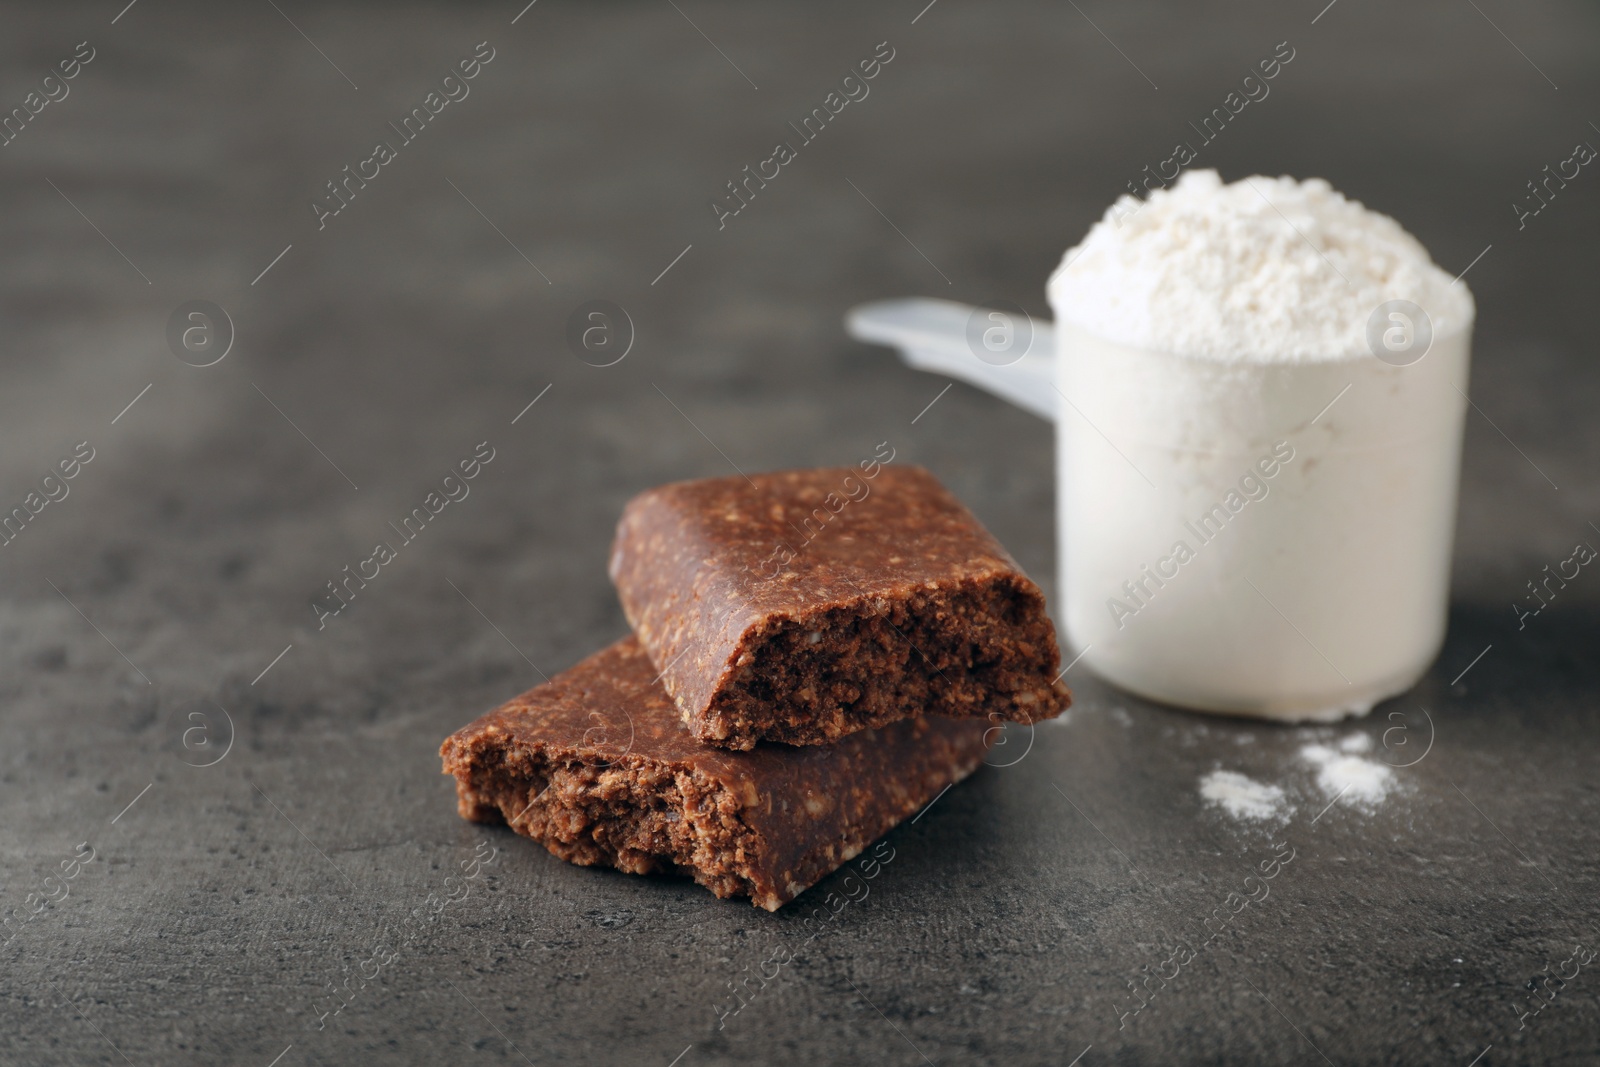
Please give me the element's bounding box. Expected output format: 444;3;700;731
440;636;991;910
609;464;1069;750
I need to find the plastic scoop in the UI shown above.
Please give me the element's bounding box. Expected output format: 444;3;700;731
845;297;1058;421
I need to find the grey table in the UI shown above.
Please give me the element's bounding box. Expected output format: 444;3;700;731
2;1;1597;1064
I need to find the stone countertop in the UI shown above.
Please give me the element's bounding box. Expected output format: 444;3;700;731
1;1;1597;1064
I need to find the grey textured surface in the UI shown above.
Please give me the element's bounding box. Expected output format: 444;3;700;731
2;1;1598;1065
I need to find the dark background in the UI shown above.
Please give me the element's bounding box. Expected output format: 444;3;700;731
2;1;1597;1064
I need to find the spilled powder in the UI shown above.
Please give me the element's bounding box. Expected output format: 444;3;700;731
1300;740;1394;807
1199;770;1288;821
1200;732;1396;824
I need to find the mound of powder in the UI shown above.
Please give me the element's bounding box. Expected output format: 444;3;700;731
1047;170;1474;361
1199;769;1288;821
1300;741;1396;807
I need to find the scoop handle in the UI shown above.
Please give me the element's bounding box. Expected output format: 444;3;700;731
845;297;1058;422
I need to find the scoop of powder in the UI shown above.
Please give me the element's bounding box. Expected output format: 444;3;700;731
1047;169;1474;361
1199;769;1288;821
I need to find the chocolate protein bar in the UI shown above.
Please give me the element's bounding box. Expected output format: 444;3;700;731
608;464;1069;750
440;636;991;910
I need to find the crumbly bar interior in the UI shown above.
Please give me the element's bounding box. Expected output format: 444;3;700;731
710;580;1058;747
457;750;775;905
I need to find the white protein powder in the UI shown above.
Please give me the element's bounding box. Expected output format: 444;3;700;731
1048;169;1473;361
1300;741;1396;808
1199;770;1289;821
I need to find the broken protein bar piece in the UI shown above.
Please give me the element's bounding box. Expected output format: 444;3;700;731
609;464;1069;750
440;636;991;910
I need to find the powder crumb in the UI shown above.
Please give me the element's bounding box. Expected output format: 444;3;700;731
1300;742;1395;807
1200;770;1288;821
1338;733;1373;754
